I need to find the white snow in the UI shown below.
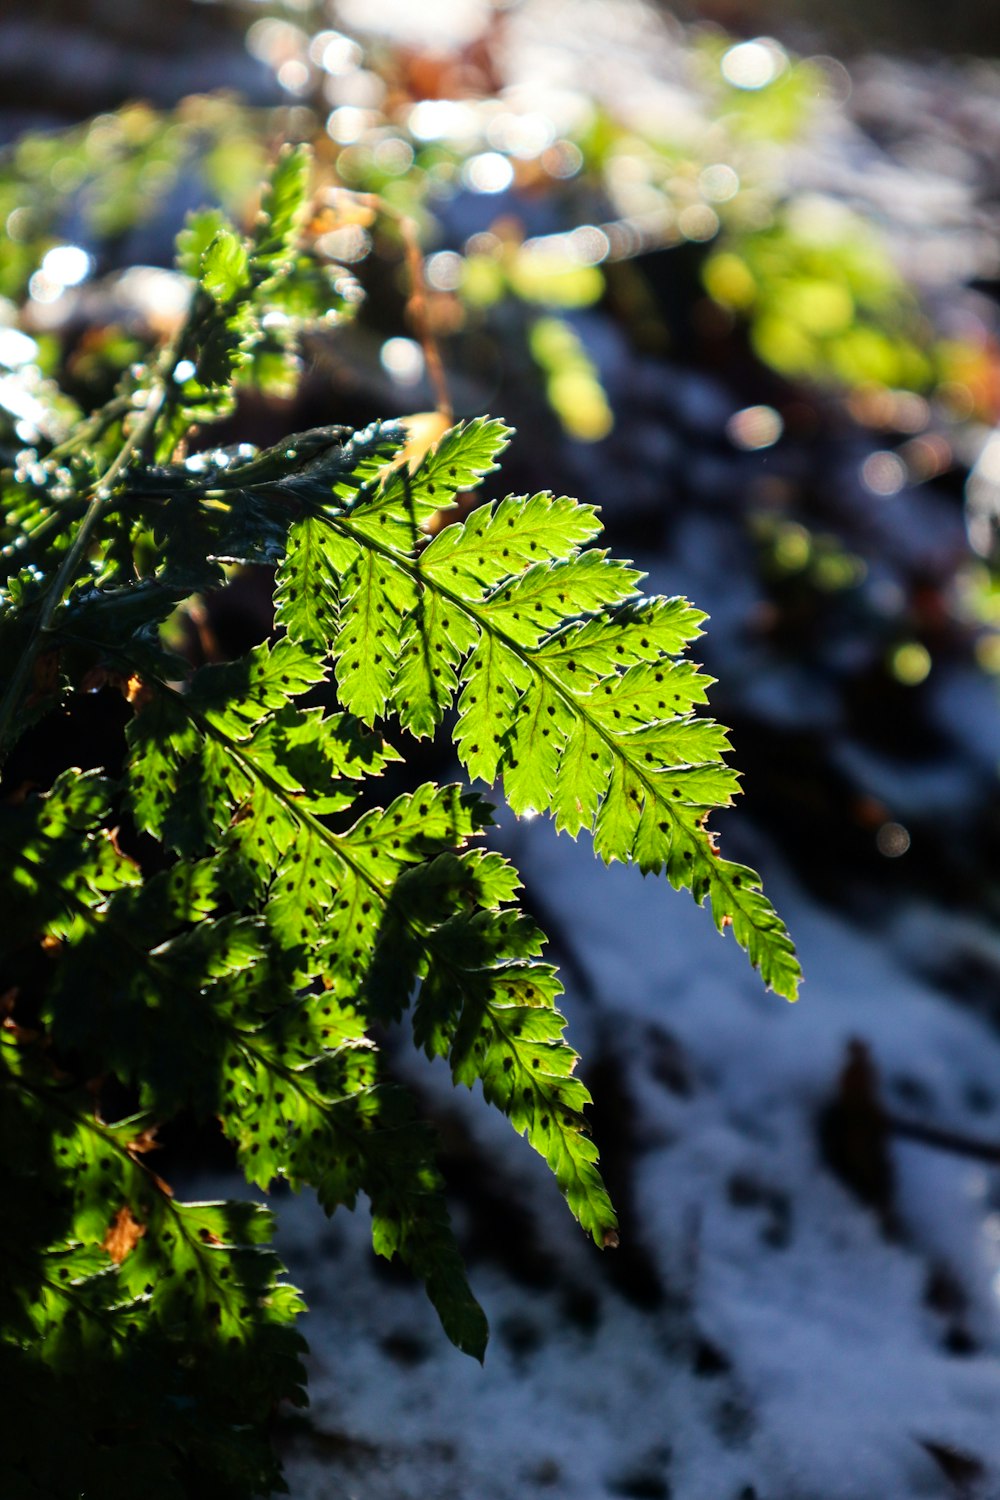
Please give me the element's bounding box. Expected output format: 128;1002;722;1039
271;812;1000;1499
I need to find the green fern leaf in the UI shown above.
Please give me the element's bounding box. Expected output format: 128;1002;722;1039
394;591;478;738
251;143;311;277
481;552;640;646
334;551;415;722
217;1001;487;1358
273;514;341;645
421;489;603;588
248;705;401;813
502;675;565;814
2;770;141;944
200;228;251;304
189;637;326;738
551;718;611;837
380;414;512;520
2;1029;306;1498
411;916;618;1244
464;979;616;1245
273;418;800;1000
336;416;509;551
454;635;531;783
2;143;805;1475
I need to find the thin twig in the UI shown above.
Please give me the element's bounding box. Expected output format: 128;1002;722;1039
345;190;453;422
45;393;134;462
887;1113;1000;1167
0;329;188;764
397;213;453;422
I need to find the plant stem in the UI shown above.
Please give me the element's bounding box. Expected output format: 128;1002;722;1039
346;190;453;422
398;213;453;423
45;393;134;461
0;368;173;764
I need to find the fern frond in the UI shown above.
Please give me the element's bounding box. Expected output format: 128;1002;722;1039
165;143;316;436
2;730;489;1354
122;625;621;1252
1;1001;305;1499
272;419;801;1001
218;1020;487;1356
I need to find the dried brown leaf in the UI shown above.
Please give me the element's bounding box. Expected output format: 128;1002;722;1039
103;1205;146;1264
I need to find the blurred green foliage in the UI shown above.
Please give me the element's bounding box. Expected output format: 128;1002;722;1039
0;12;962;452
0;98;268;301
705;202;934;390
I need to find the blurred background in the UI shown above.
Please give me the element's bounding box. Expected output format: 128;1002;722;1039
6;2;1000;1495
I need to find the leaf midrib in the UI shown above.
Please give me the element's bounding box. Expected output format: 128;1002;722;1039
324;510;777;957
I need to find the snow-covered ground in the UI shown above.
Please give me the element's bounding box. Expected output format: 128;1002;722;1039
273;812;1000;1500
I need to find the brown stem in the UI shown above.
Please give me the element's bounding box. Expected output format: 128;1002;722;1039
345;190;453;422
0;307;193;765
397;213;453;422
887;1113;1000;1166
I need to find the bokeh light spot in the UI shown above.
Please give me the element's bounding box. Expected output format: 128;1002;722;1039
540;141;583;179
890;642;931;685
975;634;1000;674
426;251;463;292
277;59;311;94
28;272;61;305
876;822;910;857
861;451;906;496
721;39;787;90
773;523;810;571
704;252;756;309
316;225;371;263
568;225;610;265
726;405;783;451
678;204;719;242
699;164;740;203
380;337;425;385
487;112;555;160
462;152;515;194
41;245;92;289
373;137;414;175
409;99;479;144
326;106;377;144
312;31;362;74
0;328;38;369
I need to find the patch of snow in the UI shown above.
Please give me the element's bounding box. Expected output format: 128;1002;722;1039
272;813;1000;1499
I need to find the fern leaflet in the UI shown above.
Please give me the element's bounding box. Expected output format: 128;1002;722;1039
272;419;801;1002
